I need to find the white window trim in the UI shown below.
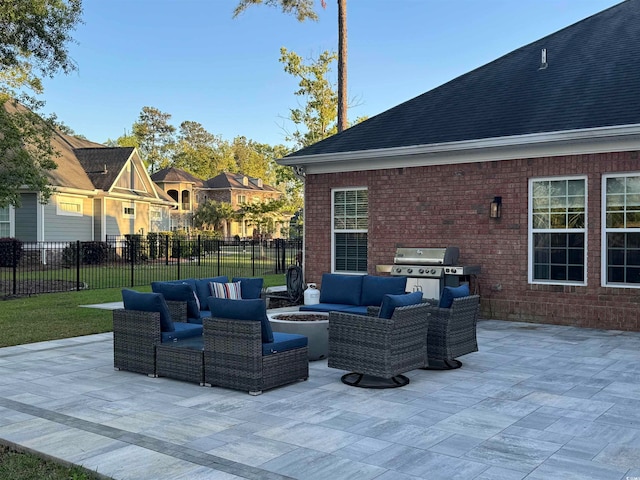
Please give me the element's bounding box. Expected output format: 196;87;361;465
528;175;588;286
0;205;13;237
123;203;136;218
331;186;368;275
56;195;83;217
601;172;640;289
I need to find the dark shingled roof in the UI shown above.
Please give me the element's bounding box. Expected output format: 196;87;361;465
287;0;640;158
151;167;204;186
204;172;279;192
74;147;134;191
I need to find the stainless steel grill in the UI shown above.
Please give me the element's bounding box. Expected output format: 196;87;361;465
379;246;480;299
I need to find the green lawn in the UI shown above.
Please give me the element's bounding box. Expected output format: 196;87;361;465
0;273;287;347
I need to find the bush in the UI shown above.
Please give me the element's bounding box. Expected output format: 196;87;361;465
0;238;23;267
61;241;111;266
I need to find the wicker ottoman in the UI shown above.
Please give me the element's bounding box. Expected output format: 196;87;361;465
156;337;204;385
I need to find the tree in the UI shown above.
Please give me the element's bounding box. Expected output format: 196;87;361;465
105;130;139;148
239;198;287;247
173;121;235;179
280;47;338;148
232;0;349;132
0;0;83;208
132;106;176;173
193;200;236;237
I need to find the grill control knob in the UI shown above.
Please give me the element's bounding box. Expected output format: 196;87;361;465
418;268;424;274
431;269;437;274
407;268;413;274
395;267;402;273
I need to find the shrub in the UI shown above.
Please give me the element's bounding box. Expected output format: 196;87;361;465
0;238;23;267
61;241;111;266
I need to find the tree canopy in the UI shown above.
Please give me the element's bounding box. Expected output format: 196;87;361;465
0;0;83;208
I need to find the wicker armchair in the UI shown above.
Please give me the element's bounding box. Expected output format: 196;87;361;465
328;302;430;388
423;295;480;369
203;314;309;396
112;301;186;377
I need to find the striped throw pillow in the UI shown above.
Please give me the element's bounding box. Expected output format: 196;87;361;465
209;281;242;300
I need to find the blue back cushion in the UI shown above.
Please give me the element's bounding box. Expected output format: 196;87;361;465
194;276;228;310
379;291;424;319
360;275;408;306
151;281;200;318
122;289;174;332
231;277;264;300
207;297;274;343
439;284;470;308
319;273;363;306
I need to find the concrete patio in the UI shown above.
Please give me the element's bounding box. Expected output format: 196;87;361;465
0;319;640;479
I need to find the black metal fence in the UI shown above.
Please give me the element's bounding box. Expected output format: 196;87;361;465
0;236;302;297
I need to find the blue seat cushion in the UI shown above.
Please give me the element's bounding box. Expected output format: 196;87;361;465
188;309;212;325
207;297;274;343
151;281;200;319
439;284;470;308
195;276;228;310
161;322;203;342
319;273;363;306
340;305;369;315
299;303;353;313
262;331;308;356
360;275;408;306
379;291;424;319
231;277;264;300
122;289;174;332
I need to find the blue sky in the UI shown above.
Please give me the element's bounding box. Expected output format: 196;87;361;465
40;0;622;147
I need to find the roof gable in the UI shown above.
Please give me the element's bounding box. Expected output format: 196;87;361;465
287;0;640;159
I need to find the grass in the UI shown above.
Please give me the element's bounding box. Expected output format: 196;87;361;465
0;272;288;477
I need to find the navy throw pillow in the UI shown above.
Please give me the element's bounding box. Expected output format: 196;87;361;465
231;277;264;300
151;281;200;319
122;289;174;332
379;291;424;319
207;297;274;343
438;284;470;308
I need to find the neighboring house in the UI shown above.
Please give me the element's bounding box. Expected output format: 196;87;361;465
279;0;640;331
151;169;288;239
1;128;176;243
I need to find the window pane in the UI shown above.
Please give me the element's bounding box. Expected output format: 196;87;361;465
0;207;9;222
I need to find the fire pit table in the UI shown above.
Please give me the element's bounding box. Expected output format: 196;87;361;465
267;311;329;361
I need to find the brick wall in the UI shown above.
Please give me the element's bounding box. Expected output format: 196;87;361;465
304;151;640;331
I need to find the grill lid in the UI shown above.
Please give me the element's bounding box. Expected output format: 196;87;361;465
393;247;459;266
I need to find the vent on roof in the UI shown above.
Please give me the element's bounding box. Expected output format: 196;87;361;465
539;48;548;70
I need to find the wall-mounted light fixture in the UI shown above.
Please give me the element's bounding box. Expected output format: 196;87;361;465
490;196;502;219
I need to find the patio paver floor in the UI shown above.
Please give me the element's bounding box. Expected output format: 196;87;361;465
0;319;639;479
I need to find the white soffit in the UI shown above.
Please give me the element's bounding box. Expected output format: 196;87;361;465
279;125;640;175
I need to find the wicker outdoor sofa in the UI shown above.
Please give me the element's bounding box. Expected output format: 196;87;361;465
113;290;309;395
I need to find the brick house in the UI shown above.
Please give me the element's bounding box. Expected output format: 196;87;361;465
152;168;288;238
279;1;640;330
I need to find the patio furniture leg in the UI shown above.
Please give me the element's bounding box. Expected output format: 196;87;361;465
341;372;410;389
422;358;463;370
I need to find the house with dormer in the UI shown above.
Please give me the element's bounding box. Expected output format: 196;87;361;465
279;0;640;331
151;169;287;238
2;129;176;243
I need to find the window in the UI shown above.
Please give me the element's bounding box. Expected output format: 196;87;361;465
603;174;640;286
529;177;586;284
123;204;135;218
0;206;9;237
56;196;83;217
332;188;368;273
237;194;246;204
150;208;162;221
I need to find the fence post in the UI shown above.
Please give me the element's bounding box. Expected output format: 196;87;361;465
197;235;201;266
76;240;81;291
216;239;221;276
12;239;18;295
129;237;135;287
251;240;256;277
177;238;181;279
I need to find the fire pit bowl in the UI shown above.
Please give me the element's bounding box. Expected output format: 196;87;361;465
267;311;329;361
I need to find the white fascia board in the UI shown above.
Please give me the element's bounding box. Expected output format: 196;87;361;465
278;124;640;175
51;186;99;197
